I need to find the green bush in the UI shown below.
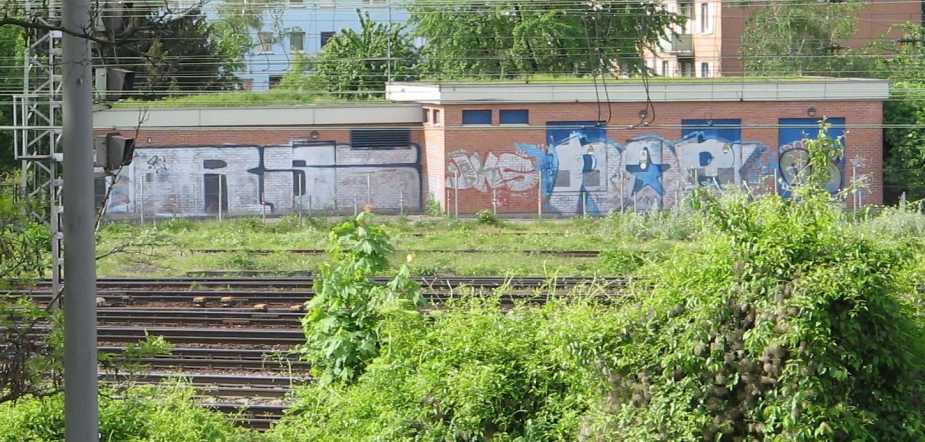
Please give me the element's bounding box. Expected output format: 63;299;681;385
299;211;425;385
581;129;925;440
475;209;501;226
0;384;263;442
273;127;925;441
273;297;626;441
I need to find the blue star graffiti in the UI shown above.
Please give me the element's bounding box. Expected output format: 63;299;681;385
625;146;670;195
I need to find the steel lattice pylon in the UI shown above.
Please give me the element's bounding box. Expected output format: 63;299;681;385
14;0;64;306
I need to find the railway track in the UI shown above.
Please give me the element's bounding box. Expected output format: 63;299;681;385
100;372;302;431
4;276;638;309
5;275;641;431
94;326;307;345
18;275;637;290
96;308;304;327
187;248;605;258
6;290;629;310
99;346;309;372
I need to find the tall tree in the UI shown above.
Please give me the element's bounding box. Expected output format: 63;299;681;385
280;10;420;99
0;26;22;172
96;4;245;98
407;0;683;78
738;1;868;77
874;24;925;203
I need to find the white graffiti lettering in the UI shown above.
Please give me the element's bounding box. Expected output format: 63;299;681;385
446;151;539;192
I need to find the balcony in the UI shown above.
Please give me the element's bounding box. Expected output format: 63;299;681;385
669;34;693;55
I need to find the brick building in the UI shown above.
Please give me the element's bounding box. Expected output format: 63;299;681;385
644;0;921;78
93;78;890;218
93;104;425;218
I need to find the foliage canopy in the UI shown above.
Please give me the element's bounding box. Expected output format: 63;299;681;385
280;10;420;99
408;0;683;78
275;128;925;441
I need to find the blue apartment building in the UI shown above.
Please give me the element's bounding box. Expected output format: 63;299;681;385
218;0;412;91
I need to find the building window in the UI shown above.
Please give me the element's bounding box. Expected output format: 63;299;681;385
290;0;303;6
499;109;529;125
258;32;273;54
462;110;492;125
289;28;305;52
661;60;670;76
290;29;304;52
269;76;283;89
433;109;441;125
700;3;713;34
423;108;429;123
679;1;692;33
320;31;335;48
679;60;694;77
700;62;710;78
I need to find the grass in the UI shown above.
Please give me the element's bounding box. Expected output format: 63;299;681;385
93;214;692;278
411;73;859;85
109;91;388;109
106;74;870;109
92;201;925;279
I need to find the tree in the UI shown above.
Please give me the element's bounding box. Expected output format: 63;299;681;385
211;0;286;68
0;26;22;173
280;10;420;99
103;6;241;98
738;1;870;77
875;24;925;203
407;0;683;79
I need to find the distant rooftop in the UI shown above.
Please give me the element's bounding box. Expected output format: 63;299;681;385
100;76;892;114
94;102;423;130
386;77;891;104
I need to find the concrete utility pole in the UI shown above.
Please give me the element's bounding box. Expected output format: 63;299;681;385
62;0;100;438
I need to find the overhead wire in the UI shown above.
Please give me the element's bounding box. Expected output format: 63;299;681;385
0;0;922;114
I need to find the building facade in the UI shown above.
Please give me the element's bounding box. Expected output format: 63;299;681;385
93;104;425;217
93;78;890;219
216;0;411;91
387;79;889;215
645;0;921;78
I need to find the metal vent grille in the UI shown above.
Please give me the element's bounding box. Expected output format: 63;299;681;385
349;129;411;149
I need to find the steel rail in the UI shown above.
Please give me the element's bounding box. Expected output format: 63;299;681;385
186;248;605;257
18;275;638;289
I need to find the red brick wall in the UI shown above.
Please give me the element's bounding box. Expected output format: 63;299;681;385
96;123;422;147
95;122;427;217
437;100;883;214
422;106;447;210
95;100;884;217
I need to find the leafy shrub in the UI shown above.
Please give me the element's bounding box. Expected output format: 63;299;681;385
160;218;196;233
276;128;925;441
601;205;703;242
476;209;501;226
0;384;263;442
299;211;425;385
858;202;925;240
581;129;925;440
596;249;665;275
424;193;443;217
273;297;626;441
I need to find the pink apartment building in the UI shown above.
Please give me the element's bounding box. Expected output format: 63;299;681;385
644;0;922;78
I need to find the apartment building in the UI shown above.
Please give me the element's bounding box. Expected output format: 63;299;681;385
218;0;412;91
646;0;922;78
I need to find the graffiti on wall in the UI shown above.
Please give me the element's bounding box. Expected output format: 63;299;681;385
102;141;421;216
777;118;846;198
446;119;846;214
